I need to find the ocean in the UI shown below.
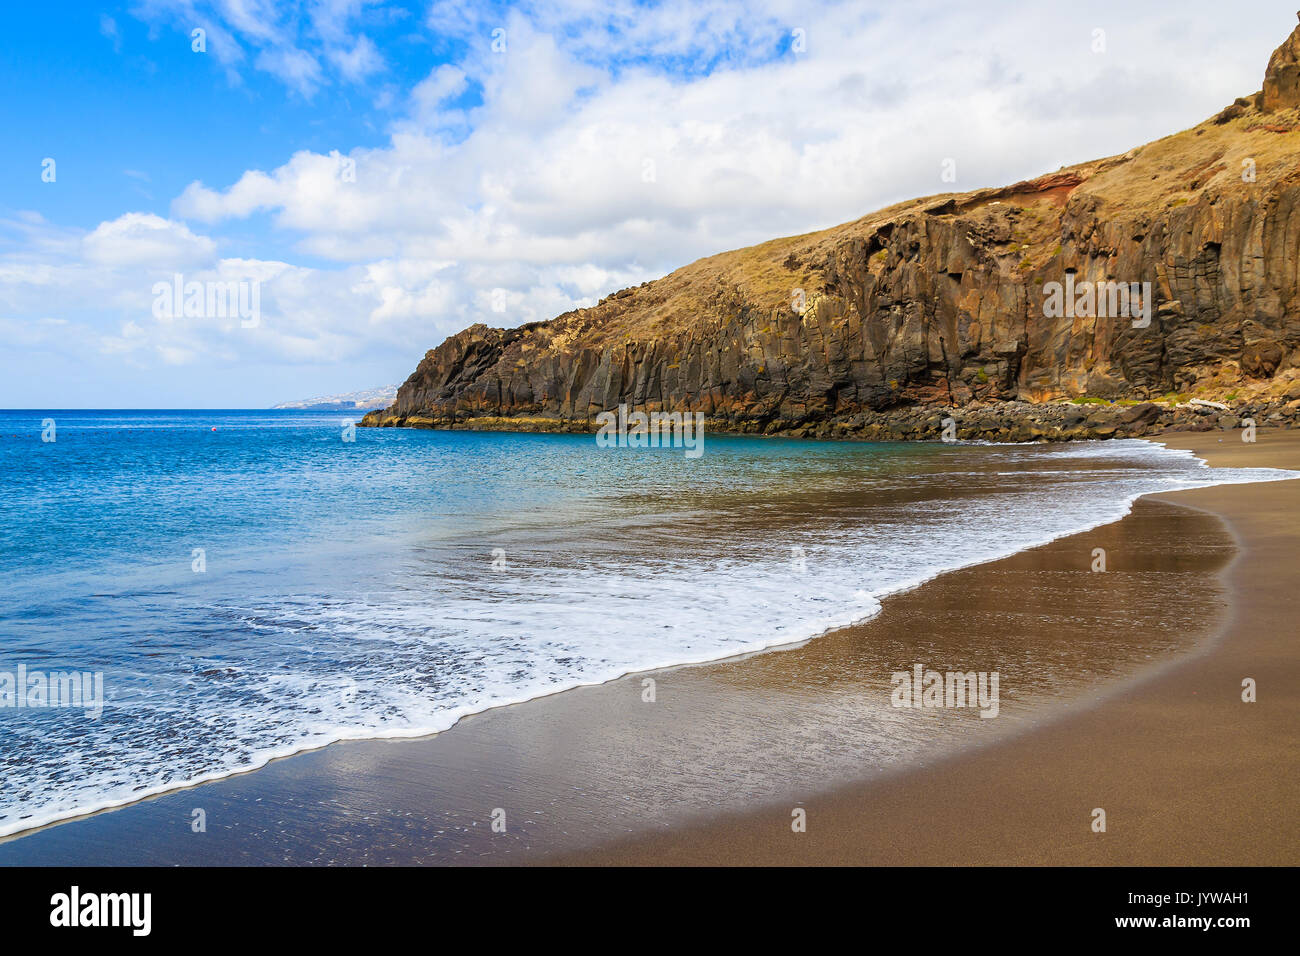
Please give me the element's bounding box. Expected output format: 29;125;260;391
0;408;1294;839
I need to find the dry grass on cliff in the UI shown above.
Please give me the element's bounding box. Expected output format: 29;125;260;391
506;88;1300;380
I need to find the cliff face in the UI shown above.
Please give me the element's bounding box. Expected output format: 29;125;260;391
364;19;1300;438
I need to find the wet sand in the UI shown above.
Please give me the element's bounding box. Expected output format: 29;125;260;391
2;431;1284;865
558;429;1300;865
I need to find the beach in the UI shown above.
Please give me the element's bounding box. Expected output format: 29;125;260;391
1;427;1294;866
561;429;1300;865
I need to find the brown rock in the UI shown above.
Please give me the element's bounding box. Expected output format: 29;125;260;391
1118;402;1160;426
1213;100;1248;124
1262;13;1300;110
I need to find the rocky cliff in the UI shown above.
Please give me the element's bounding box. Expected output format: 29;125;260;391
363;18;1300;441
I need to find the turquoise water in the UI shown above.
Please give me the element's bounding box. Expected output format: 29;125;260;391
0;409;1294;837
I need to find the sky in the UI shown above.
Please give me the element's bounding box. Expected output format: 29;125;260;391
0;0;1295;408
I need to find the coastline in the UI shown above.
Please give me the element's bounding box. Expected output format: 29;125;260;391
359;398;1300;444
556;429;1300;865
2;429;1294;864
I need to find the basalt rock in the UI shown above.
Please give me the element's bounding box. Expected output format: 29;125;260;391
364;23;1300;440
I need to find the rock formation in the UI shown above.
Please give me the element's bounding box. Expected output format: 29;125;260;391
364;20;1300;441
1262;12;1300;110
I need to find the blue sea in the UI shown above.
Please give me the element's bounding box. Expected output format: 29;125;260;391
0;409;1294;837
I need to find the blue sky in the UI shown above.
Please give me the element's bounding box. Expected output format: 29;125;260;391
1;1;1295;407
1;3;456;261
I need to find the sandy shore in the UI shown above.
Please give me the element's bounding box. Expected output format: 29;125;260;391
557;429;1300;865
2;430;1293;865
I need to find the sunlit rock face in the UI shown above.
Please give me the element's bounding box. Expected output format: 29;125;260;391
1262;13;1300;111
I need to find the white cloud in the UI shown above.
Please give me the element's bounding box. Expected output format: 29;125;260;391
329;35;385;81
82;213;217;268
130;0;387;94
254;47;325;95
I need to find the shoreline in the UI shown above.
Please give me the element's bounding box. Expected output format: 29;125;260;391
0;437;1243;844
359;398;1297;443
556;429;1300;865
1;430;1293;863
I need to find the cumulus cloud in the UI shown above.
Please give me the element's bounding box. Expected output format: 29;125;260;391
82;213;217;268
